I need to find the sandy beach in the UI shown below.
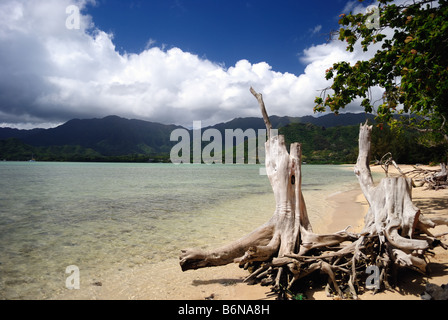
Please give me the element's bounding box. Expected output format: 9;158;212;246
56;164;447;301
313;164;448;300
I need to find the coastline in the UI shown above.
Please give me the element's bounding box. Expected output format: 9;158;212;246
313;164;448;300
55;164;447;300
54;181;370;300
177;164;448;301
323;188;367;234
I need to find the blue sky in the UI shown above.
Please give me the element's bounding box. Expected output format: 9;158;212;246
86;0;345;74
0;0;381;129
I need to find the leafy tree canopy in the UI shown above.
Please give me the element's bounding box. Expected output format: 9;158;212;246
314;0;448;161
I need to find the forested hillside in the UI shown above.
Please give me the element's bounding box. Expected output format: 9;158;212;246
0;114;444;164
280;122;444;164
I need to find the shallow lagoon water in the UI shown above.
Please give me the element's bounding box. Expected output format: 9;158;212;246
0;162;359;299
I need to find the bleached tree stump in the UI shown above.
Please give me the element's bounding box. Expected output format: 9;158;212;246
179;88;448;299
353;124;447;280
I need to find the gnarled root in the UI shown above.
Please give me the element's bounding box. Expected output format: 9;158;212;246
179;91;447;300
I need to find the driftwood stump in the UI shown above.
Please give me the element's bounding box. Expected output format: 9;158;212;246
179;88;448;299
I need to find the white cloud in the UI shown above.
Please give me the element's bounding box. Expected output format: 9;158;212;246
341;0;368;15
0;0;387;129
310;24;322;35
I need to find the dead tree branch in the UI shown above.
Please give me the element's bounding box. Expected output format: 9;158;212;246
179;89;448;299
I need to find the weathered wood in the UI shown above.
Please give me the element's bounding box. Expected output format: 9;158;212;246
400;163;448;190
353;123;446;276
179;223;274;271
179;89;448;299
180;88;317;274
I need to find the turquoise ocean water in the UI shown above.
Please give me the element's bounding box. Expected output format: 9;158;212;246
0;162;360;299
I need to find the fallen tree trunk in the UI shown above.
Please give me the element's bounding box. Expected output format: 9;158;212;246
179;88;448;299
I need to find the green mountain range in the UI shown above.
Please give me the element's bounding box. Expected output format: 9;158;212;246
0;113;442;164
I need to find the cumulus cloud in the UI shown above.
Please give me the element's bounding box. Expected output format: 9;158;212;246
299;33;385;113
0;0;384;129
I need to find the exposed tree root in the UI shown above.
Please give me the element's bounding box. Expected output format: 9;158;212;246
388;161;448;190
179;88;448;299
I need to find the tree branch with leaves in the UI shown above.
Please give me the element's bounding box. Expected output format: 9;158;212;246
315;0;448;169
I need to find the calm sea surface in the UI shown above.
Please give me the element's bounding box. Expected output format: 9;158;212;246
0;162;359;299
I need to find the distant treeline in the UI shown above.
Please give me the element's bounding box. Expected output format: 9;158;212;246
0;138;171;163
1;121;444;164
280;122;445;165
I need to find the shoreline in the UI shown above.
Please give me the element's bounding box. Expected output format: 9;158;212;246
324;188;367;234
54;184;370;300
55;164;447;300
314;164;448;300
